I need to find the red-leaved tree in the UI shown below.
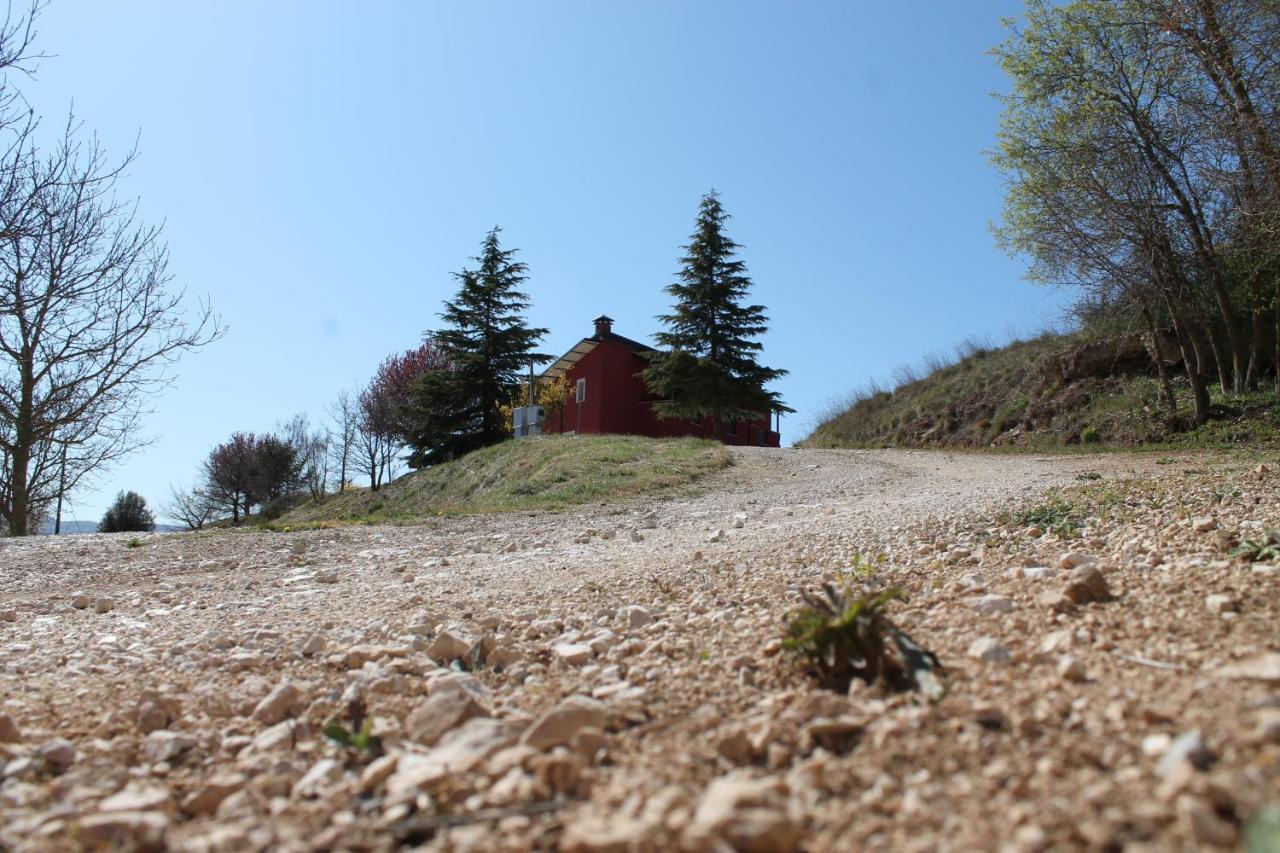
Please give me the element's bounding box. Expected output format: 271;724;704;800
356;340;450;490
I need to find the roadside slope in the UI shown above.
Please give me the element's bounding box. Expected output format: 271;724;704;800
805;332;1280;450
277;434;730;525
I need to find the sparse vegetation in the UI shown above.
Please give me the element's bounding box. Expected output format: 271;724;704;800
784;580;944;698
1231;532;1280;564
323;699;383;759
804;331;1280;451
273;435;729;527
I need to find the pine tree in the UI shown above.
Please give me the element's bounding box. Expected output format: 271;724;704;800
642;191;790;433
407;228;548;465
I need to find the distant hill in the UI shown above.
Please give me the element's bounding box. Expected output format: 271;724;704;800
37;520;184;535
803;332;1280;450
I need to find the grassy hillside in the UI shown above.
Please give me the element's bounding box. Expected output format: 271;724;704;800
274;435;730;527
804;332;1280;450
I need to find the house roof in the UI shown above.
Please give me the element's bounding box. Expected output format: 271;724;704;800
541;331;656;382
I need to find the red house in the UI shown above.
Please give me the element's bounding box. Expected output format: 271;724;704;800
539;315;782;447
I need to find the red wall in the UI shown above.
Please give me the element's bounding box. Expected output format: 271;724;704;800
543;340;780;446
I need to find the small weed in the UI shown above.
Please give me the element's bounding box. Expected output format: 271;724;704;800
1231;532;1280;563
324;698;383;758
1080;425;1101;444
784;581;945;698
1210;487;1242;505
1155;457;1176;465
1076;471;1102;481
125;538;143;548
646;571;676;597
835;552;885;586
1016;496;1083;538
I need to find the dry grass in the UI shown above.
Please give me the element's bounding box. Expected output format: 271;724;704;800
272;435;730;528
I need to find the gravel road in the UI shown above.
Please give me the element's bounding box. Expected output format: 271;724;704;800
1;447;1276;851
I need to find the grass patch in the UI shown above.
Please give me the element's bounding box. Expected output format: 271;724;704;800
272;435;730;528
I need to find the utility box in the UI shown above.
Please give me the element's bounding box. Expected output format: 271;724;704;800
512;406;544;438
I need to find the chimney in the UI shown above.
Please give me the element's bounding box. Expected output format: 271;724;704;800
593;315;614;337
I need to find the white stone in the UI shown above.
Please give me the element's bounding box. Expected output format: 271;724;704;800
144;730;196;763
619;605;654;629
99;785;172;813
1057;655;1086;682
1156;730;1213;778
1217;653;1280;683
521;695;607;751
252;681;303;726
970;595;1014;616
292;758;343;799
426;629;479;664
1204;594;1237;615
967;637;1011;664
38;737;75;770
553;642;594;666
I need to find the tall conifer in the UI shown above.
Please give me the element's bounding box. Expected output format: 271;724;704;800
642;192;790;432
407;227;547;464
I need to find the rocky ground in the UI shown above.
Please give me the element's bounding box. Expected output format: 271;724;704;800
1;447;1278;851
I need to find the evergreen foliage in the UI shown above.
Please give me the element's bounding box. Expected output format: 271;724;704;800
100;490;155;533
407;228;547;466
642;192;790;431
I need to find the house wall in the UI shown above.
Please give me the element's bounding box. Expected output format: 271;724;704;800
543;341;781;447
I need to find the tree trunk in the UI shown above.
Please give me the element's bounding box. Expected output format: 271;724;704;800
1166;297;1209;427
1205;323;1231;395
1187;326;1213;426
9;444;29;536
1245;306;1265;391
1140;303;1177;416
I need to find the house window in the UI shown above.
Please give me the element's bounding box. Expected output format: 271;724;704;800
576;378;587;403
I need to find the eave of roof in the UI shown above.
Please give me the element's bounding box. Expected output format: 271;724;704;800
539;332;657;381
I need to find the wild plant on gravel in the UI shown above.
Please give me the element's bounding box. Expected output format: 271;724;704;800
323;699;383;760
1231;532;1280;563
784;582;945;699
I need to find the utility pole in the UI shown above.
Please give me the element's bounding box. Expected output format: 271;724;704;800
54;443;67;535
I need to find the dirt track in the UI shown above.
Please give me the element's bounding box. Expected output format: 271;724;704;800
1;447;1277;851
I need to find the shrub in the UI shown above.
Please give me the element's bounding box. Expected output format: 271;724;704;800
1080;425;1101;444
100;491;156;533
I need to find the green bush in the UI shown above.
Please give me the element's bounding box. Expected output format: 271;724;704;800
1080;425;1101;444
100;491;155;533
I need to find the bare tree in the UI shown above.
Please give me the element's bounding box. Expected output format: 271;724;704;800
354;409;392;492
327;389;358;493
0;122;221;535
280;412;329;500
162;482;216;530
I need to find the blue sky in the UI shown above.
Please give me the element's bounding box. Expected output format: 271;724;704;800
24;1;1070;525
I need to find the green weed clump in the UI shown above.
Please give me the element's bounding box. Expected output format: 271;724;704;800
784;581;944;698
1011;495;1084;537
324;699;382;759
1231;532;1280;563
